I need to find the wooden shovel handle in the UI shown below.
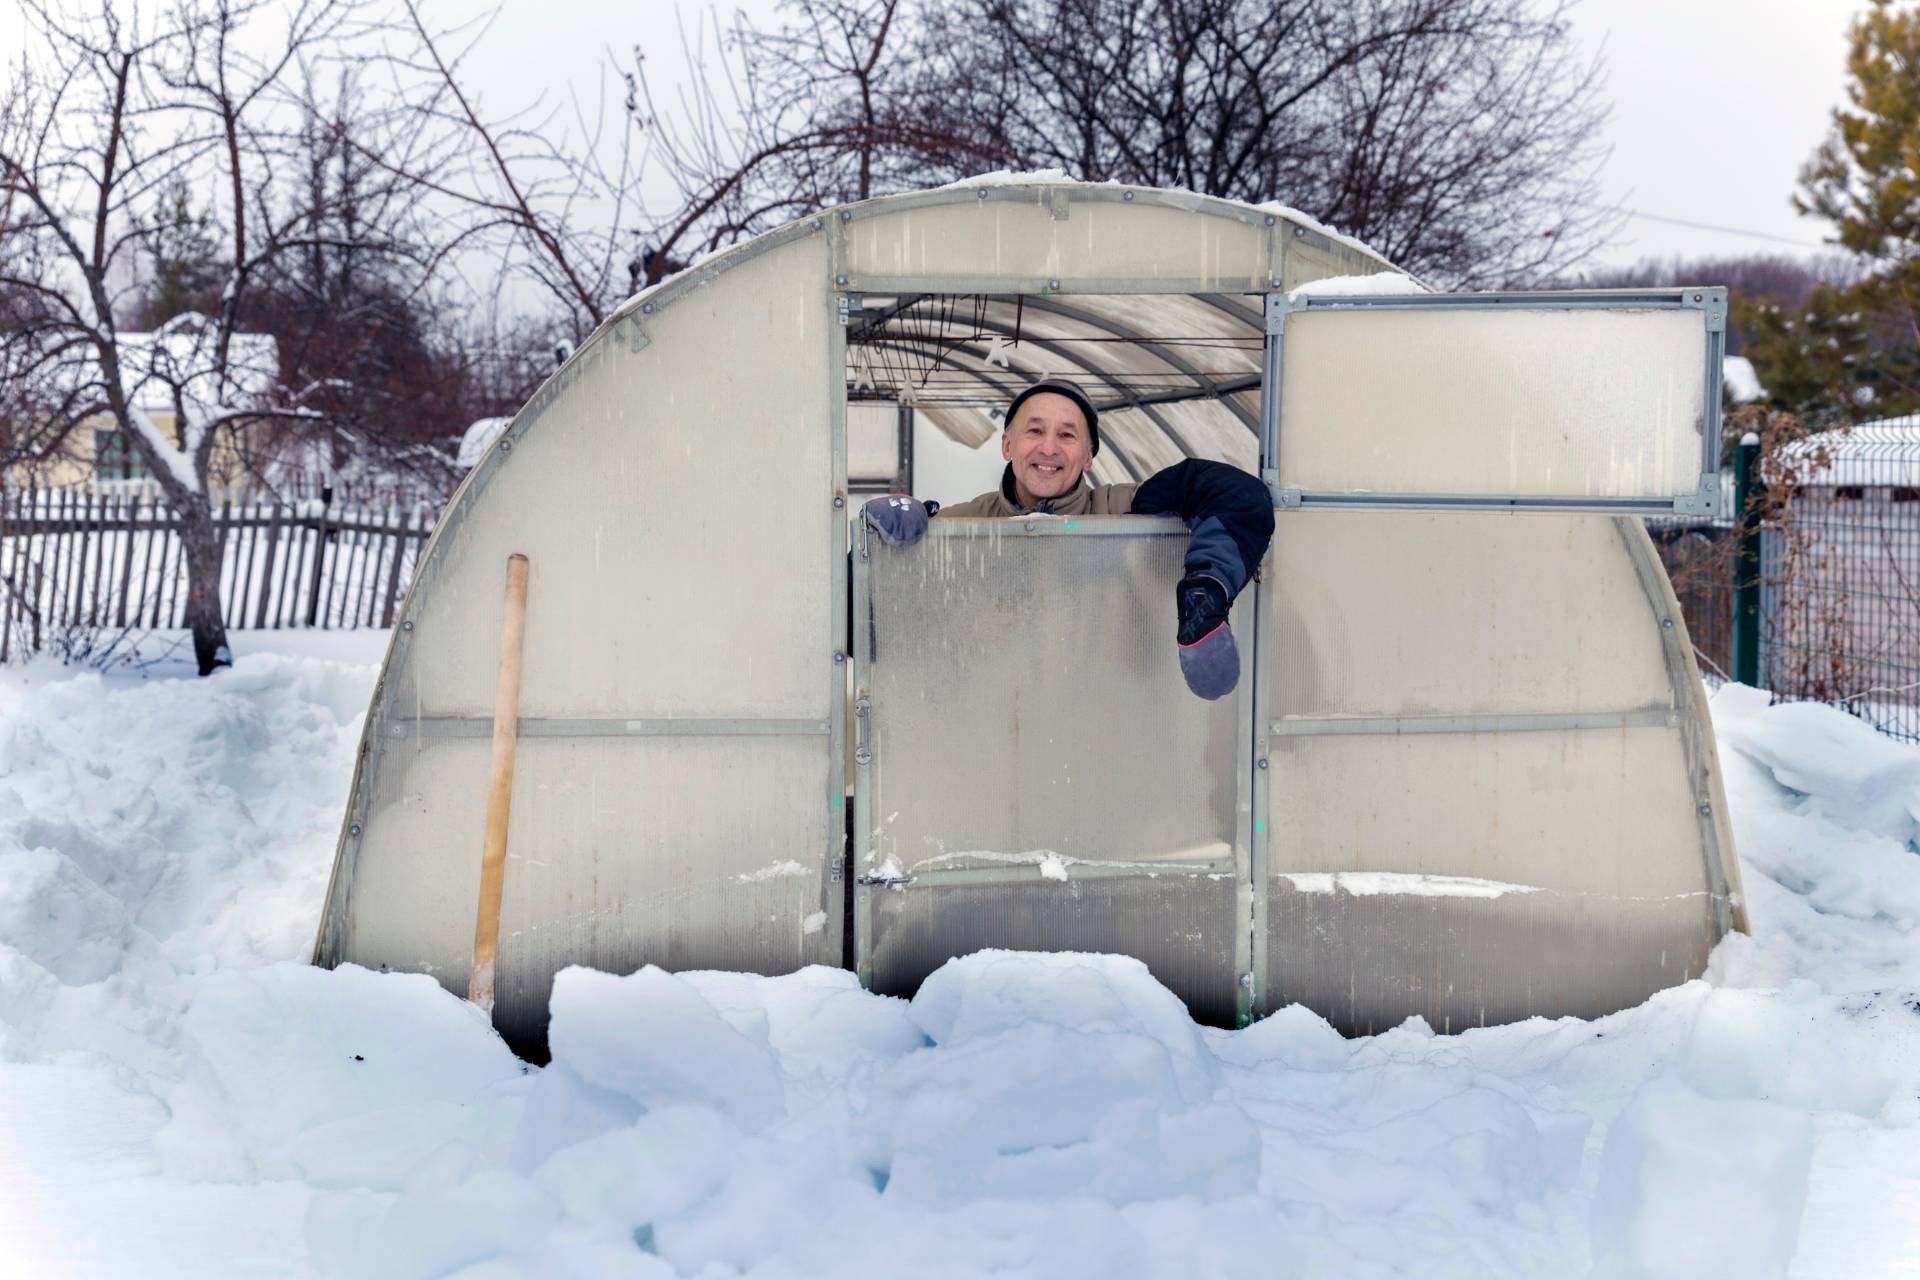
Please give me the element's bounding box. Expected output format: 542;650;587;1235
468;553;529;1011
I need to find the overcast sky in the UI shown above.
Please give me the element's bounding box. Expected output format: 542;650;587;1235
448;0;1867;269
0;0;1872;269
1572;0;1859;265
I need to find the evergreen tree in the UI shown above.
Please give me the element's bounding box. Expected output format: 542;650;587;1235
137;176;228;328
1744;0;1920;424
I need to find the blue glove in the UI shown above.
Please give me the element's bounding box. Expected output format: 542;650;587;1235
1176;574;1239;700
862;494;936;545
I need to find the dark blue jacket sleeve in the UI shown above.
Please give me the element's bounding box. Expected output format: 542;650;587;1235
1129;460;1275;599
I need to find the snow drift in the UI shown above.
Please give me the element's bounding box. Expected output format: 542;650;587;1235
2;644;1918;1277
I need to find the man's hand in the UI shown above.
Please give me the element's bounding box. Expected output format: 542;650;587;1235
1176;574;1239;700
861;494;935;545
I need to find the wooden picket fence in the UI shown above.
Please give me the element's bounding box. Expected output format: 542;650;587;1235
0;483;438;661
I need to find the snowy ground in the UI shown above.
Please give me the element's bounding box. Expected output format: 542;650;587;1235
2;634;1918;1278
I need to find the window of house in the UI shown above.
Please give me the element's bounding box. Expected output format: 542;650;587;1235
94;429;150;481
1891;487;1919;503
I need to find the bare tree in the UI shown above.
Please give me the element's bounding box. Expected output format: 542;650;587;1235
793;0;1616;287
0;0;423;674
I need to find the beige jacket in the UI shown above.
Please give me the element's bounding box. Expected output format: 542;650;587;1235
937;466;1138;517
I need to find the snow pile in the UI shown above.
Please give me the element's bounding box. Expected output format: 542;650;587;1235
1287;271;1428;300
4;652;1920;1276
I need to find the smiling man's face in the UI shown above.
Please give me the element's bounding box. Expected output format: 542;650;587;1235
1001;391;1092;508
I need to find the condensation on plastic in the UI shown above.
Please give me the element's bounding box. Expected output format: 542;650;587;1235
1256;509;1731;1030
1278;308;1707;498
861;521;1246;1019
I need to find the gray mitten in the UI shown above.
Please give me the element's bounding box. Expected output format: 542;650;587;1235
1176;575;1239;700
862;494;935;545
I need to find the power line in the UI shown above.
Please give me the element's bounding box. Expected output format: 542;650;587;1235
1617;207;1827;250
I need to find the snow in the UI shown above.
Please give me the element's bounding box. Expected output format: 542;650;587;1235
3;648;1920;1276
456;418;513;470
1723;354;1767;404
1257;201;1398;264
937;167;1078;189
1274;871;1543;899
1287;271;1428;300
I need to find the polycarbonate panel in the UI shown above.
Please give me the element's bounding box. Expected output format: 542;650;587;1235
1262;727;1716;1032
320;232;843;1053
390;239;835;720
1255;508;1731;1031
1266;884;1713;1035
1278;307;1707;498
1264;511;1673;720
859;519;1247;1018
1266;726;1705;895
342;734;834;1047
845;193;1270;289
848;402;902;482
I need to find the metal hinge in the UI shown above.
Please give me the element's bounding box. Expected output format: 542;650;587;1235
837;296;850;326
857;871;914;889
1264;292;1287;337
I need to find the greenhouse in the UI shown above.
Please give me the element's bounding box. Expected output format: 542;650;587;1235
313;179;1746;1053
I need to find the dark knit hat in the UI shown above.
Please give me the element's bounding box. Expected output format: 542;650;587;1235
1005;377;1100;456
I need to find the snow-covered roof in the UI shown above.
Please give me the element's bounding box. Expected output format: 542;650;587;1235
114;313;279;413
1777;417;1920;488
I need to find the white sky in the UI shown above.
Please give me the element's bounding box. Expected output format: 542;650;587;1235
0;0;1874;270
1570;0;1861;266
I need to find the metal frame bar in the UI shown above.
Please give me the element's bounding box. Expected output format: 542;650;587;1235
393;716;832;740
1270;707;1676;737
827;236;853;962
850;516;877;987
1267;287;1728;517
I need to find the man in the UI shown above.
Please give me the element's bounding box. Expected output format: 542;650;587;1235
861;376;1274;700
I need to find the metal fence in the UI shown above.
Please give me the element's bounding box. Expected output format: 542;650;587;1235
1650;422;1920;743
0;483;437;662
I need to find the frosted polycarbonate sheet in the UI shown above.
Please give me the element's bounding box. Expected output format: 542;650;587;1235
1261;727;1716;1031
1255;510;1729;1029
341;734;834;1046
1278;308;1707;498
391;240;835;720
847;403;901;482
846;195;1269;289
1263;511;1673;719
860;520;1246;1018
864;523;1242;870
1266;726;1704;894
322;233;842;1051
1265;885;1713;1034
